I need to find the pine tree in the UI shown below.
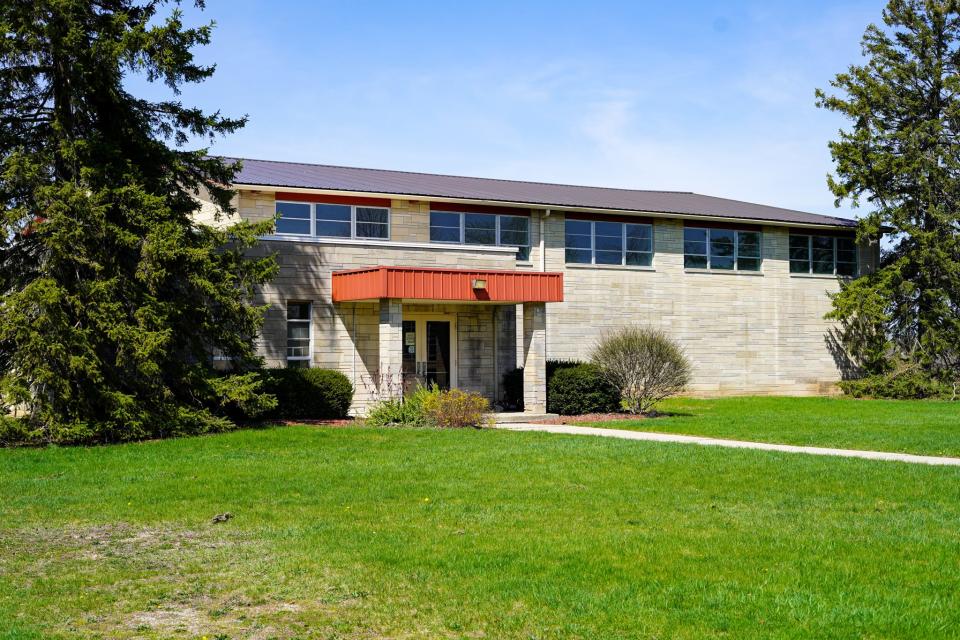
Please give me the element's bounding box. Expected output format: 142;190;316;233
817;0;960;380
0;1;278;442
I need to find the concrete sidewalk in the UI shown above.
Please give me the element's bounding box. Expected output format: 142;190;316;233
495;423;960;467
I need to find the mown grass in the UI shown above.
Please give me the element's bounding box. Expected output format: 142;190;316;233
1;424;959;639
578;396;960;456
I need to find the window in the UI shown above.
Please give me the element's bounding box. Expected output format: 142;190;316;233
564;219;653;266
275;202;311;235
790;234;858;276
683;227;762;271
286;302;311;368
275;201;390;240
429;211;530;260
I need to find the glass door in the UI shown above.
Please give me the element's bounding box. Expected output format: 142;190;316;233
401;314;456;394
424;321;451;390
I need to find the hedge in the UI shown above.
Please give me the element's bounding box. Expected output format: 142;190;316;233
547;363;621;415
262;367;354;419
838;371;956;400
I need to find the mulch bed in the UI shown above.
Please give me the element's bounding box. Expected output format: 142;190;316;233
279;418;356;427
530;413;646;424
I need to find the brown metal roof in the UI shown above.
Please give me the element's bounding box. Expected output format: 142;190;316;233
228;157;856;228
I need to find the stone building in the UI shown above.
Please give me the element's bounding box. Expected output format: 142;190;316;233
199;158;878;415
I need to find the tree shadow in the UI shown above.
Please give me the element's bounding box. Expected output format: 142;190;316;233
825;328;863;381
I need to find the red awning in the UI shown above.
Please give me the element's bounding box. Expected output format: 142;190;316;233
332;266;563;303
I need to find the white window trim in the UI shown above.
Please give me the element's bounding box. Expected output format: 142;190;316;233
563;220;655;267
683;227;763;273
286;301;313;367
789;235;859;277
429;210;531;259
275;200;391;241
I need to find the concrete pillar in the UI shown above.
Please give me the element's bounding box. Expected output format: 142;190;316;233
522;302;547;413
378;299;403;400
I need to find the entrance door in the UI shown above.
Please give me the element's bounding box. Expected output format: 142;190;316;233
424;321;451;389
401;314;456;392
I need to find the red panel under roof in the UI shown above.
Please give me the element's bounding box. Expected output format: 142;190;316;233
332;266;563;303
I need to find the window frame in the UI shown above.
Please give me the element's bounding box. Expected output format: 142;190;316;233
429;211;531;260
275;200;391;240
789;234;859;277
286;301;313;368
683;227;763;272
563;219;655;267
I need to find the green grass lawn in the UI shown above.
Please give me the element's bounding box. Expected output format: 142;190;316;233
2;425;959;639
578;396;960;457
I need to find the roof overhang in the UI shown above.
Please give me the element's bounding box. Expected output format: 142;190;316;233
234;183;859;231
332;266;563;303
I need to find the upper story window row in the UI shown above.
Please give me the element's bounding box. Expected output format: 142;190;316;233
564;219;653;266
275;201;390;239
271;196;858;277
789;234;858;276
684;227;762;272
430;210;531;260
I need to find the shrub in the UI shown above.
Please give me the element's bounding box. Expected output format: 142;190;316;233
547;364;621;415
0;416;43;447
365;384;438;427
423;388;490;428
502;360;587;411
590;326;691;414
262;368;354;419
209;371;278;423
839;370;956;400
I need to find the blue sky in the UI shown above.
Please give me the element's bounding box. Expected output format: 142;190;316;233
142;1;885;219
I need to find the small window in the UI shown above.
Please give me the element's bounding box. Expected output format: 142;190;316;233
498;215;530;261
275;201;390;240
564;218;654;266
737;231;762;272
275;202;311;235
356;207;389;239
286;302;311;368
789;234;858;276
315;204;351;238
684;227;762;271
430;210;530;260
564;219;592;264
789;235;810;273
430;211;462;243
464;213;496;245
625;224;653;266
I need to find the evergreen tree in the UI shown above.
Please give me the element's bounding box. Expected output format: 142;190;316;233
817;0;960;380
0;0;277;443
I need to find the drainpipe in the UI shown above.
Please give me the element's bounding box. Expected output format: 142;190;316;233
540;209;551;272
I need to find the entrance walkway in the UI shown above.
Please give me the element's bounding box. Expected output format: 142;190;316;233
494;423;960;467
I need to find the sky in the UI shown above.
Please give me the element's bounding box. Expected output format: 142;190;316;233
134;0;887;220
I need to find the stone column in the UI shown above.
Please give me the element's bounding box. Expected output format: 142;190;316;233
378;299;403;400
522;302;547;413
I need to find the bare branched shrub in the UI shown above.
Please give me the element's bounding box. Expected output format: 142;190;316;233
590;327;691;414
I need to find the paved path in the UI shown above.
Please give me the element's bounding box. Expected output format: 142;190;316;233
495;423;960;467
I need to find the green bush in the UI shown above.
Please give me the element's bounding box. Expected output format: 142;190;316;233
423;388;490;428
0;416;42;447
839;370;955;400
502;360;587;411
547;364;621;415
262;368;354;419
590;326;691;414
366;384;439;427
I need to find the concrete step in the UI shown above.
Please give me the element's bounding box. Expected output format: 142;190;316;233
491;412;557;424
